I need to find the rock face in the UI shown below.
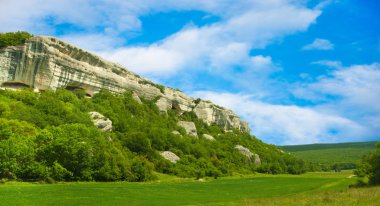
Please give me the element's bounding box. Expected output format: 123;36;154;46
202;134;215;141
194;100;250;132
132;92;142;104
160;151;180;163
0;36;249;132
234;145;261;165
177;121;198;136
88;111;112;132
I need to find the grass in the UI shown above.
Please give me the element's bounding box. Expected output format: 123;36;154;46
0;171;370;206
280;141;378;165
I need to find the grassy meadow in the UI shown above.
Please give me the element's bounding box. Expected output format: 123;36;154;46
2;171;379;206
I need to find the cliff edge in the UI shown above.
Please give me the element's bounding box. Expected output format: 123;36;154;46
0;36;249;132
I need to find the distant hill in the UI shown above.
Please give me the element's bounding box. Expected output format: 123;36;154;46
280;141;379;171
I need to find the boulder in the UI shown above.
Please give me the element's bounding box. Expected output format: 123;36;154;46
155;97;171;113
160;151;180;163
177;121;197;136
234;145;261;165
234;145;253;158
202;134;215;141
88;111;112;132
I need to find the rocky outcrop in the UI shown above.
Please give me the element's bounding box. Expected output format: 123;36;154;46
160;151;180;163
194;100;250;132
177;121;197;136
89;111;112;132
234;145;261;165
132;92;142;104
202;134;215;141
0;36;249;132
235;145;253;158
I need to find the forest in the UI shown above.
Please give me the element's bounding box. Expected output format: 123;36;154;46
0;88;308;182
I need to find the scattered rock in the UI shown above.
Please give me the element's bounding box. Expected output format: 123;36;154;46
177;121;197;136
155;97;171;113
234;145;261;165
160;151;180;163
88;111;112;132
234;145;253;158
202;134;215;141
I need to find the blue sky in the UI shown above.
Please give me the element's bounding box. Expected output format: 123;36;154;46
1;0;379;145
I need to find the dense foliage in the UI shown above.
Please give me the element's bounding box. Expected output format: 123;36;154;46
280;142;378;171
355;142;380;185
0;31;33;49
0;89;307;182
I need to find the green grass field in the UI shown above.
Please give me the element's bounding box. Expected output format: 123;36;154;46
280;141;378;166
2;171;379;206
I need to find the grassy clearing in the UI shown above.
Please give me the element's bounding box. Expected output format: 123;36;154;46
0;172;362;206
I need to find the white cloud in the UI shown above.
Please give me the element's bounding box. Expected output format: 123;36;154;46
302;38;334;50
312;60;342;68
100;2;320;77
295;63;380;112
0;0;321;79
61;34;124;52
192;91;367;145
292;62;380;141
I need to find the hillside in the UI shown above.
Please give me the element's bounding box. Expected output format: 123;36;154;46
280;142;378;170
0;33;307;182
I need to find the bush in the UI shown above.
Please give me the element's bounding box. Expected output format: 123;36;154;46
355;142;380;186
0;31;33;48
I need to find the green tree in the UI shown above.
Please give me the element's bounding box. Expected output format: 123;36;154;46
356;142;380;185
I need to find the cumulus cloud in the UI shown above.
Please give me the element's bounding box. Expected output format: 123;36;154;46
101;2;320;77
192;91;366;145
0;0;321;79
295;63;380;112
302;38;334;50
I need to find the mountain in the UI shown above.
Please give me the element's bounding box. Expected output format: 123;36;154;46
0;33;306;182
0;36;249;132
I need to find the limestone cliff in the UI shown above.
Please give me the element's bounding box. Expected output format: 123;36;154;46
0;36;250;132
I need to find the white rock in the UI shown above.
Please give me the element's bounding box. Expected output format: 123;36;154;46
254;154;261;165
160;151;180;163
202;134;215;141
0;36;250;132
88;111;112;132
132;92;142;104
235;145;253;158
234;145;261;165
177;121;197;136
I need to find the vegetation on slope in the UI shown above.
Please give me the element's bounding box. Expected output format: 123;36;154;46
280;142;378;171
0;89;308;182
355;142;380;185
0;31;33;49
